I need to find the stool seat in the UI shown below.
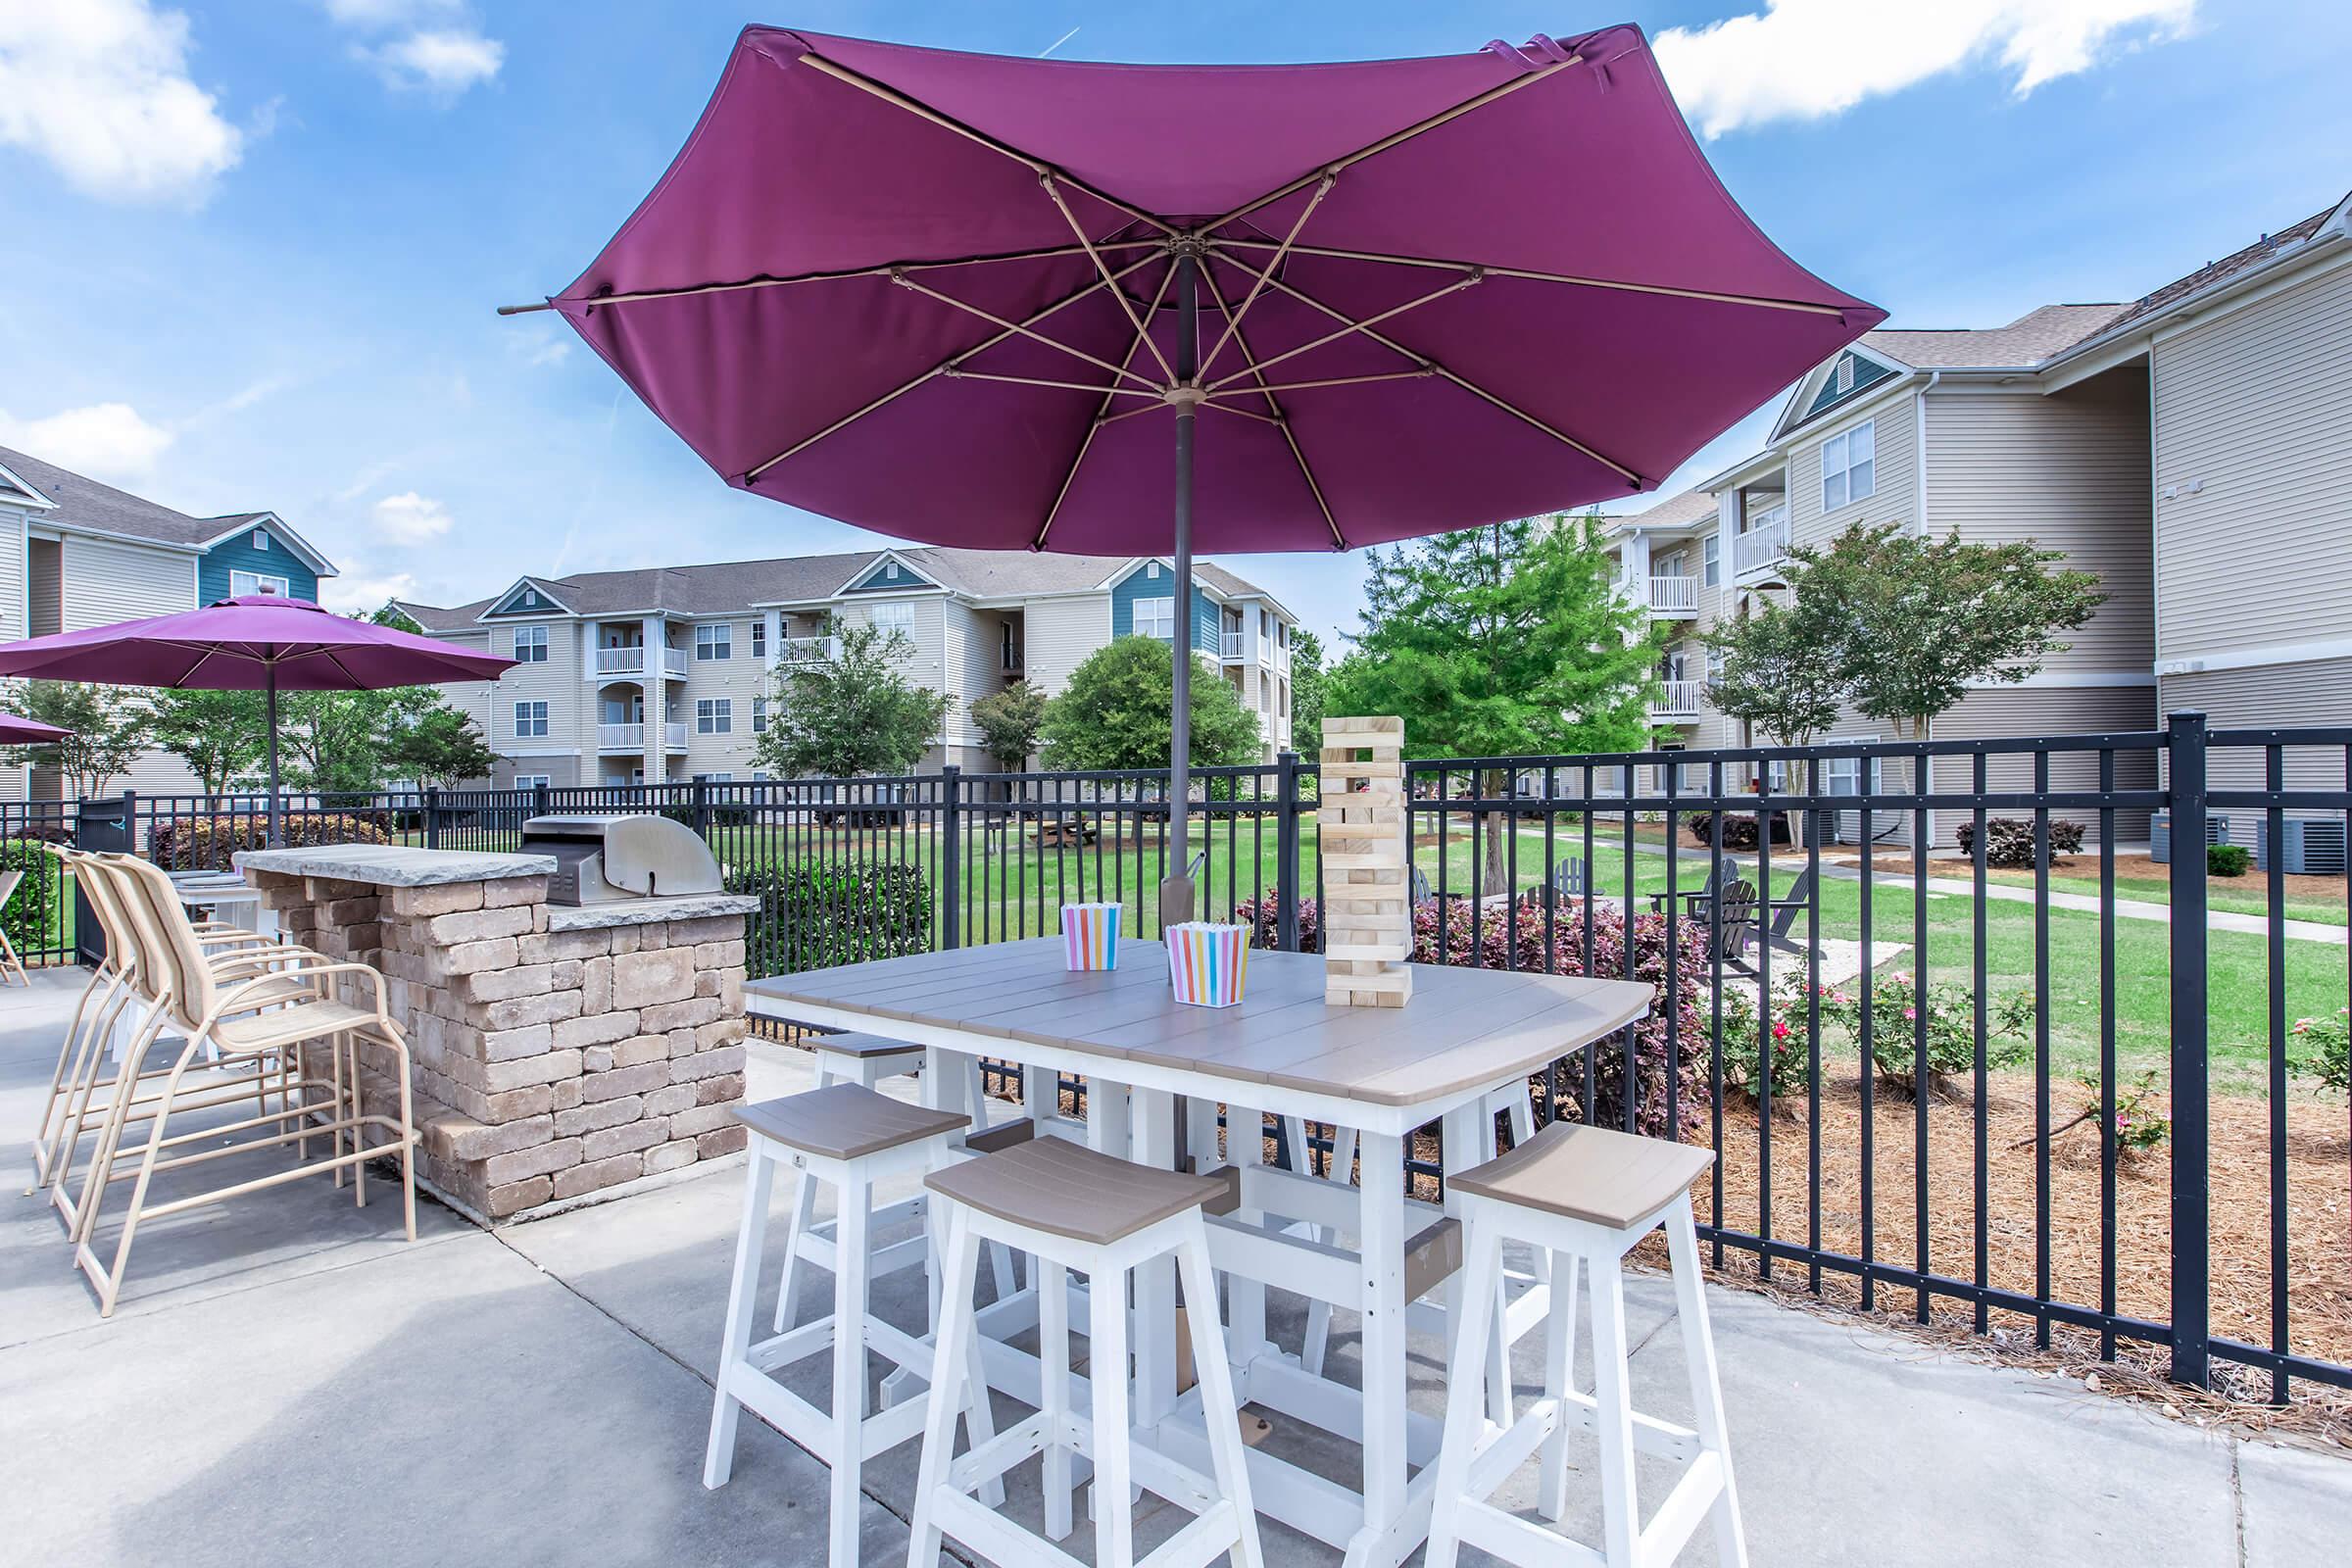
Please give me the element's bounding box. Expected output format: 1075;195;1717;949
734;1084;969;1162
925;1134;1225;1246
808;1030;925;1059
1451;1120;1712;1231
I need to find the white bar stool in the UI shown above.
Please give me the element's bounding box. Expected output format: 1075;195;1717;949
1426;1121;1745;1568
909;1135;1265;1568
705;1084;1004;1568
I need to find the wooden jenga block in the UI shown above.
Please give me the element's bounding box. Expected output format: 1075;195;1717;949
1320;715;1413;1008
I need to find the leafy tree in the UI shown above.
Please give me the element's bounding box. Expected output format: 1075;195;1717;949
969;680;1047;770
1038;635;1262;772
757;616;951;777
2;681;151;798
1701;597;1844;747
276;685;441;795
1789;522;2104;741
148;688;268;794
1286;627;1330;747
1324;512;1658;885
385;705;499;788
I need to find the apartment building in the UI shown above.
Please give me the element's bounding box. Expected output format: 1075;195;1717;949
0;443;337;800
1607;188;2352;847
401;547;1297;785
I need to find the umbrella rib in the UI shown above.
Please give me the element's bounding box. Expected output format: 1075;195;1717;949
747;250;1161;480
1198;173;1332;385
795;49;1174;238
1201;270;1478;392
1040;176;1177;384
1201;271;1346;549
497;241;1158;316
1208;368;1435;396
892;272;1162;391
1205;49;1581;235
1033;259;1180;550
1221;249;1646;486
1209;238;1850;318
949;369;1160;397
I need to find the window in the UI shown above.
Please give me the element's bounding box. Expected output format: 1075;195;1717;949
513;774;550;791
697;698;732;734
1133;596;1174;639
1701;534;1720;587
512;624;548;662
1146;561;1160;578
1820;417;1875;512
1835;357;1853;395
693;771;734;783
252;528;270;551
869;603;914;640
753;770;772;782
513;701;549;739
230;569;290;597
751;620;766;658
752;696;768;734
696;623;732;662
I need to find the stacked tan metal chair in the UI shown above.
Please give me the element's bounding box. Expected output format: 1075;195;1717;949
0;865;30;985
36;848;419;1317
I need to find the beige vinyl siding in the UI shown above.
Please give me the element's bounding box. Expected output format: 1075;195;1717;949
1932;683;2160;844
61;535;192;627
26;536;60;636
1022;594;1111;697
1786;391;1917;547
2153;255;2352;661
2163;658;2352;845
486;616;580;761
680;617;764;777
939;601;1012;757
1923;377;2154;674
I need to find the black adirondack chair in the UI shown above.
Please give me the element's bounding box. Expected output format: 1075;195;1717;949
1710;878;1761;969
1538;856;1587;912
1650;864;1724;921
1760;866;1817;958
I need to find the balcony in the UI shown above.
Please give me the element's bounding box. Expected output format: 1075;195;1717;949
664;722;689;752
1002;641;1024;673
597;722;644;751
776;635;840;665
1643;574;1699;618
1651;678;1707;718
593;645;681;681
1732;506;1790;580
1218;630;1244;661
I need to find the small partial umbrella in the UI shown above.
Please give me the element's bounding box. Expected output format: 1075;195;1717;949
0;595;514;844
0;711;74;746
511;23;1883;921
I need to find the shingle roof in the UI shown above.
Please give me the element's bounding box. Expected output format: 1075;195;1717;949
2069;201;2341;345
1861;303;2129;369
0;442;255;548
398;547;1279;630
1611;489;1718;531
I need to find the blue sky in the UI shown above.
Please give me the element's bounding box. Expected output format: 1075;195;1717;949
1;1;2345;645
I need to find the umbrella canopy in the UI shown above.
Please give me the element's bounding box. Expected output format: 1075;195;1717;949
0;711;73;746
518;22;1882;917
0;594;514;842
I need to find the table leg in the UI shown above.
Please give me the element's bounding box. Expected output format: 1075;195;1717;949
1348;1128;1408;1567
1226;1103;1268;1374
1129;1085;1179;1435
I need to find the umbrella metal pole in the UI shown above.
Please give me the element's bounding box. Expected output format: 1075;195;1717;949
266;667;282;849
1161;249;1200;932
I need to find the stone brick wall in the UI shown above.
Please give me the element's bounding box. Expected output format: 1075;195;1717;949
247;869;751;1221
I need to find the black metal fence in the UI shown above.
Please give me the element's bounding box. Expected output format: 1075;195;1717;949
36;712;2351;1403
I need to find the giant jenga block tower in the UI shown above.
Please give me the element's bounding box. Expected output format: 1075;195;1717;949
1319;715;1413;1007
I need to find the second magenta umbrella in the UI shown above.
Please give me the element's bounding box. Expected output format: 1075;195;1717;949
0;711;74;746
0;595;514;845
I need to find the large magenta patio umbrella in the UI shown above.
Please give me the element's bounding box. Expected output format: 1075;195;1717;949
0;712;74;746
506;22;1882;919
0;595;514;844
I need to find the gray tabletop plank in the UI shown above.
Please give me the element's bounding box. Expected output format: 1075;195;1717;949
749;938;1655;1110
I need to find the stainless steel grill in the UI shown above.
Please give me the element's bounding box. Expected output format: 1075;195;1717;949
519;813;723;906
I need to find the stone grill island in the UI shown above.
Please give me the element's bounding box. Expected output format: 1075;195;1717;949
235;843;759;1221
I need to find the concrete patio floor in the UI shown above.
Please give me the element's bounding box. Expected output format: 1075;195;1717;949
3;966;2345;1566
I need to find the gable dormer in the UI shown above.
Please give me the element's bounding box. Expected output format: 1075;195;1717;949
483;578;571;617
199;514;329;604
840;552;936;594
0;457;56;513
1802;350;1896;421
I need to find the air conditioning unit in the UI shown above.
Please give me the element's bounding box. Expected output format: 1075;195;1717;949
2149;811;2228;864
2251;817;2349;877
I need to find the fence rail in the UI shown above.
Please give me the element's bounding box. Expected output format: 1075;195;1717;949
27;712;2349;1403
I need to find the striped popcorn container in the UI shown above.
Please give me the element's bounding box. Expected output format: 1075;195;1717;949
1060;903;1121;970
1165;921;1251;1008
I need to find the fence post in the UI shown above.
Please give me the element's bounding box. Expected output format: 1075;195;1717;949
122;791;138;858
533;780;553;821
424;786;443;850
2165;710;2211;1389
690;776;711;839
940;765;962;952
1275;750;1301;952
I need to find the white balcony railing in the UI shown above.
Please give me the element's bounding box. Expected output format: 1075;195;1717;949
595;645;644;676
1651;679;1707;717
1733;507;1790;577
664;722;689;750
593;645;681;681
1646;574;1698;614
598;722;644;750
1218;630;1244;661
776;635;840;665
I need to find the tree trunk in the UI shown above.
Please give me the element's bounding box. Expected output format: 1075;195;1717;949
1482;765;1509;895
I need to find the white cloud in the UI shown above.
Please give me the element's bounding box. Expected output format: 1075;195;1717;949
519;337;571;368
320;0;457;24
365;27;503;94
1654;0;2197;138
0;402;174;480
370;490;454;544
0;0;243;205
321;567;417;613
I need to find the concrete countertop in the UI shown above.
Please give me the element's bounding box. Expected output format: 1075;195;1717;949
545;892;760;931
235;842;559;887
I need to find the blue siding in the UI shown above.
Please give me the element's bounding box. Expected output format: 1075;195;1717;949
1108;564;1217;649
843;557;934;593
200;522;319;604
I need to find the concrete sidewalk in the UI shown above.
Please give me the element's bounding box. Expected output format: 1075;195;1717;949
2;967;2344;1566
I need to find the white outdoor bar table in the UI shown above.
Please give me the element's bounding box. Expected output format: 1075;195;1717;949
747;937;1651;1568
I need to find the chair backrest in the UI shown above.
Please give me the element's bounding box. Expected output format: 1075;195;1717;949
1409;864;1432;905
1550;857;1586;897
0;865;21;911
59;849;138;991
1711;878;1759;963
107;855;219;1031
1766;867;1815;939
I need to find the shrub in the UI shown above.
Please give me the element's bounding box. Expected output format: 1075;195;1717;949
147;810;394;871
1814;973;2035;1098
1954;816;2084;868
1712;984;1813;1106
1684;810;1759;851
2292;1008;2349;1095
0;837;65;959
727;859;933;976
1237;889;1712;1139
2079;1068;2169;1157
2206;844;2251;878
